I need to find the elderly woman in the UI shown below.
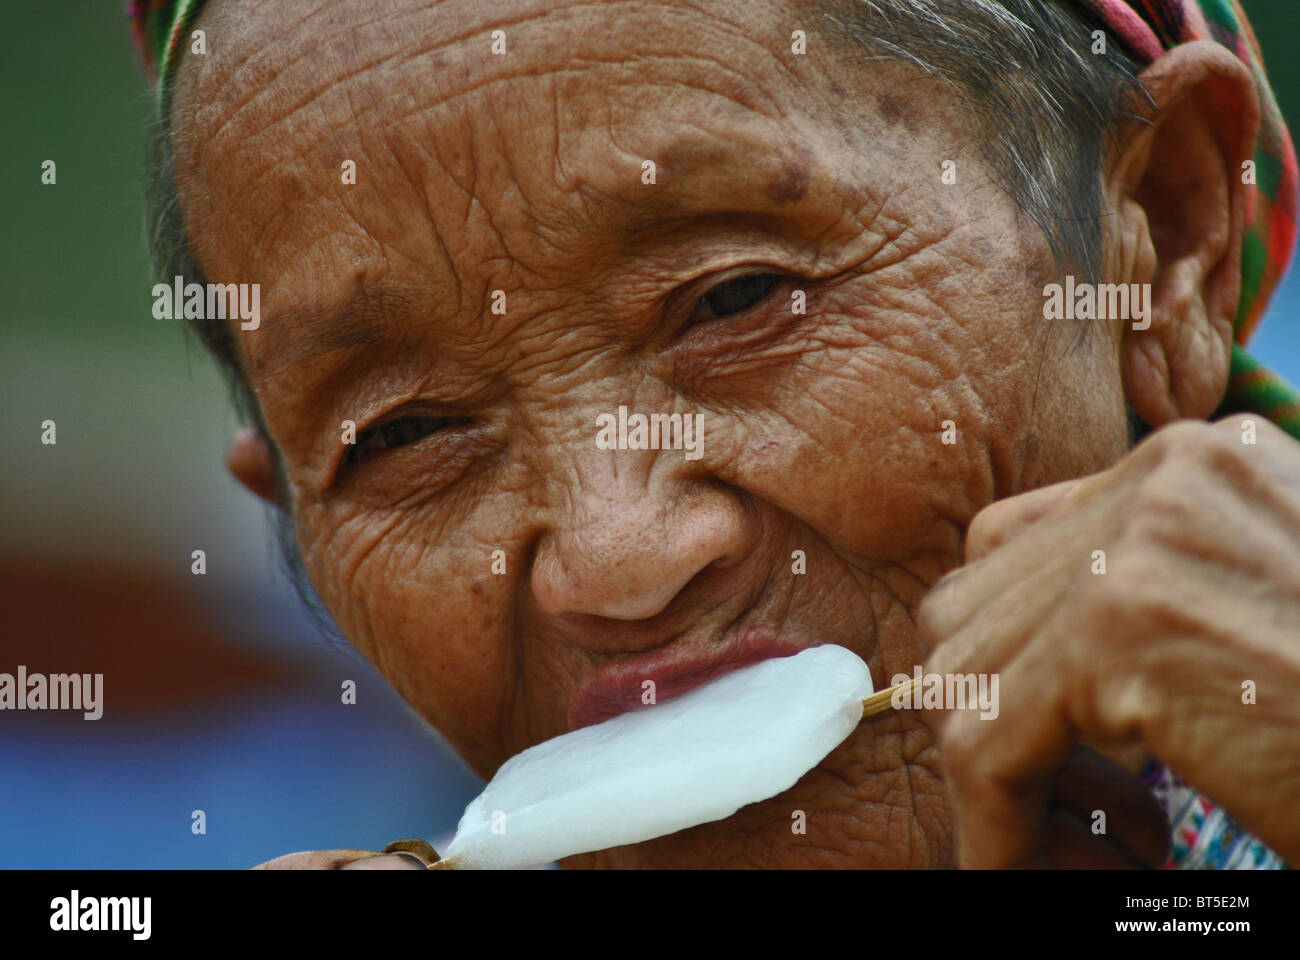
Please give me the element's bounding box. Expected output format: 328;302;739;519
132;0;1299;869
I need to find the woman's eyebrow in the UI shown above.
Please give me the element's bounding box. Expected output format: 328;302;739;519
247;289;431;458
252;288;400;380
244;287;437;439
585;138;823;237
250;144;827;373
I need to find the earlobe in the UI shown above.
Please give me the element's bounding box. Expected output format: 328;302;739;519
226;425;281;504
1110;41;1260;427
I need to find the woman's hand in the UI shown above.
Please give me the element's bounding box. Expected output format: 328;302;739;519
916;415;1300;867
253;840;438;869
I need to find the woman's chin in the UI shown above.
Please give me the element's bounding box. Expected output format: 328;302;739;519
558;734;952;868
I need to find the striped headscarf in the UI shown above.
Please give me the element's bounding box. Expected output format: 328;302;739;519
130;0;1300;437
129;0;203;112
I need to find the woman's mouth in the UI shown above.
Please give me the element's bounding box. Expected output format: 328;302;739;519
566;628;813;731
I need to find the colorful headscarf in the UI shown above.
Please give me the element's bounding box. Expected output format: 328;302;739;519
131;0;1300;437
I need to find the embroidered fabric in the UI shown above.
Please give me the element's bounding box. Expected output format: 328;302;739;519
1142;760;1286;869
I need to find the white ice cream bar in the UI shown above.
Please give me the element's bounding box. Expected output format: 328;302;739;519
438;644;874;869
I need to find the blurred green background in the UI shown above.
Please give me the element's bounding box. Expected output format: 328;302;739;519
0;1;1296;867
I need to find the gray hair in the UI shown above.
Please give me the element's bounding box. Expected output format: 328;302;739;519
819;0;1147;282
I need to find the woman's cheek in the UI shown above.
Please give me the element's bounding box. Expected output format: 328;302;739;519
708;325;989;566
300;503;523;764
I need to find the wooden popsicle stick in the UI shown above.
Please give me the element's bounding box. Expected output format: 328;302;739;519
861;676;916;719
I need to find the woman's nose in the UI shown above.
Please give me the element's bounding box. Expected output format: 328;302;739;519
530;470;755;622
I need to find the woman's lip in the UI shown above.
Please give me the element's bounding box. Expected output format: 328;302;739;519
566;630;812;732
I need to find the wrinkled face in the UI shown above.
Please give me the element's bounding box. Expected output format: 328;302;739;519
172;0;1130;865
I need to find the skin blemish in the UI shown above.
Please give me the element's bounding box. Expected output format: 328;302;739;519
766;161;810;204
877;93;919;133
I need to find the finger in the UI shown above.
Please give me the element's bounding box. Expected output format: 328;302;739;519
1050;747;1170;868
965;477;1087;564
964;805;1143;868
938;650;1075;869
251;849;380;870
916;534;1070;660
946;644;1169;869
339;853;430;870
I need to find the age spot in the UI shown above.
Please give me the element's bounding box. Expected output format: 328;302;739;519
767;161;809;204
877;93;918;133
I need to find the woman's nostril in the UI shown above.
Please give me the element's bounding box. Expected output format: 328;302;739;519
527;488;751;622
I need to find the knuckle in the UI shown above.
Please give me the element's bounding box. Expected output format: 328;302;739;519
1126;455;1221;550
1065;558;1181;738
1130;470;1199;537
1148;417;1215;454
1092;665;1162;740
1156;418;1243;472
1135;419;1232;485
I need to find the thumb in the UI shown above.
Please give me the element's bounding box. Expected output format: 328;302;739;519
964;477;1088;563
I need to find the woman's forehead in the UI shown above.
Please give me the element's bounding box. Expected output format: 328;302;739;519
169;0;948;326
174;0;831;182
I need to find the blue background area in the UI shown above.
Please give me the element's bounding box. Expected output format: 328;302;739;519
0;603;482;868
1246;269;1299;387
1;692;472;868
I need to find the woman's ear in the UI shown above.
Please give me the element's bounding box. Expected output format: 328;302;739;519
1105;40;1260;427
226;425;281;504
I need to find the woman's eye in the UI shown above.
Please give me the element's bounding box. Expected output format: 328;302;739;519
351;416;453;463
698;272;782;319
